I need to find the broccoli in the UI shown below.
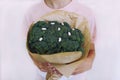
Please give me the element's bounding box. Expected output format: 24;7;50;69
27;21;84;54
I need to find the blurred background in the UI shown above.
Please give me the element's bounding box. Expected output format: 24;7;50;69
1;0;120;80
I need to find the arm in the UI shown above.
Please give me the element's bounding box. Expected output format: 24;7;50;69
72;42;95;75
72;16;97;75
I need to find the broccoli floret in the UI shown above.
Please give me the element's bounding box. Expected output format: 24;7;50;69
60;39;80;52
27;21;84;54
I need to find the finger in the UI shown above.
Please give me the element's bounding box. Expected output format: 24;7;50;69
87;43;95;60
37;63;43;69
72;69;85;75
46;63;62;75
40;68;47;72
90;43;95;50
38;65;47;72
72;66;91;75
38;66;47;72
88;50;95;58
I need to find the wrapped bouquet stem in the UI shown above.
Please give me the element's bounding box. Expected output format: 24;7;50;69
26;10;91;80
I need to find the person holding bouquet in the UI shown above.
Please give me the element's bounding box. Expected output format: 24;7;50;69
23;0;96;80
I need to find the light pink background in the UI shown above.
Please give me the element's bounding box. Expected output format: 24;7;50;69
1;0;120;80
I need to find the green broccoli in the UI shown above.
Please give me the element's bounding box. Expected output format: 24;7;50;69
27;21;84;54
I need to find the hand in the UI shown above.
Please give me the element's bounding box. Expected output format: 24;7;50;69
72;43;95;75
37;62;62;76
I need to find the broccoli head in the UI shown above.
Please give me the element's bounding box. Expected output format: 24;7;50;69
27;21;84;54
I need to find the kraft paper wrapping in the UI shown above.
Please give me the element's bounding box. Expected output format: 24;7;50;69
26;10;91;80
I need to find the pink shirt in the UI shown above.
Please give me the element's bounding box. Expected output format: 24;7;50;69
23;0;96;80
24;0;96;42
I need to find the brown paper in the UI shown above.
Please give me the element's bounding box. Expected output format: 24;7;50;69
26;10;91;79
29;52;82;64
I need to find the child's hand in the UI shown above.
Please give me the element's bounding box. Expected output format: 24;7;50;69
72;43;95;75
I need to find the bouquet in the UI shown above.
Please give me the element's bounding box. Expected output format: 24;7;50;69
26;10;91;80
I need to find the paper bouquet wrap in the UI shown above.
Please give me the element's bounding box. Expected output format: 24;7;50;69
26;10;91;80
